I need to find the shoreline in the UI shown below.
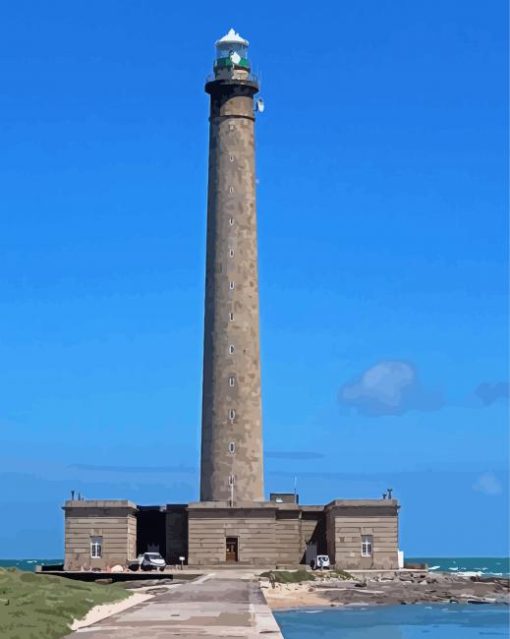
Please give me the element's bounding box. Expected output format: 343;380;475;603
271;600;510;614
261;571;510;611
70;591;153;630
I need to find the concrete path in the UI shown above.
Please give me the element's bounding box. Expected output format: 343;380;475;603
66;574;283;638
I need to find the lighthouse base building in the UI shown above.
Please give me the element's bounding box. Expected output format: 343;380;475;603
62;30;401;572
63;498;400;570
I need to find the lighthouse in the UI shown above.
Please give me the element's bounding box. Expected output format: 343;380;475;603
62;30;401;570
200;29;264;503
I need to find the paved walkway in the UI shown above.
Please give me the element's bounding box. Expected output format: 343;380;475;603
66;574;283;638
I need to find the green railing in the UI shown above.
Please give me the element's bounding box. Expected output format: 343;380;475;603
214;57;250;70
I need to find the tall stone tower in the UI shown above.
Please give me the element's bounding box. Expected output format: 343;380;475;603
200;29;264;503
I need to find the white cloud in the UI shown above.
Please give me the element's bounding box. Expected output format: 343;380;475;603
473;472;503;496
338;360;443;417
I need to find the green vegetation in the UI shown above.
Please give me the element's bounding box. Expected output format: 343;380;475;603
327;569;354;580
0;568;129;639
260;569;316;583
260;568;355;584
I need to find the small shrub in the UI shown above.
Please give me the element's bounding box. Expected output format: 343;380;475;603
260;570;315;583
331;569;354;580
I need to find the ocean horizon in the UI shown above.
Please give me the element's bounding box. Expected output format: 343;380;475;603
1;556;509;576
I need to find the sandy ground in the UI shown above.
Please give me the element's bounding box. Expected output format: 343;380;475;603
70;592;153;630
261;582;330;609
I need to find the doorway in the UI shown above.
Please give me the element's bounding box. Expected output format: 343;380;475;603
226;537;239;562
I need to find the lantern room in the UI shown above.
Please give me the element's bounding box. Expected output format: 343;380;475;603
214;28;250;71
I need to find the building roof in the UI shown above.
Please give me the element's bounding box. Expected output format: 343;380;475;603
215;28;249;48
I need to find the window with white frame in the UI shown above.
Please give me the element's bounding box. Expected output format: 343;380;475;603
361;535;373;557
229;281;235;290
229;217;234;225
229;344;234;354
90;536;103;559
229;441;235;454
229;376;235;387
229;408;236;421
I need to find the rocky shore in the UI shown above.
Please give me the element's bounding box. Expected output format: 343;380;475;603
261;571;510;610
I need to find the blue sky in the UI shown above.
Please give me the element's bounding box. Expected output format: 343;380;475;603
0;0;508;557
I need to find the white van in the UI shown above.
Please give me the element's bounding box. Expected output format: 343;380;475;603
311;554;331;570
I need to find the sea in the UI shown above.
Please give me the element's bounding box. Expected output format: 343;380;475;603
274;557;509;638
275;604;510;638
2;557;508;638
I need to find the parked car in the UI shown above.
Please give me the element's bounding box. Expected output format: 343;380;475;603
311;554;331;570
129;552;166;572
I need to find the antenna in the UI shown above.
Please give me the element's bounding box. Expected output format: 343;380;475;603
255;98;265;113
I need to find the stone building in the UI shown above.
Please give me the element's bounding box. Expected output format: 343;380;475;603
63;29;401;572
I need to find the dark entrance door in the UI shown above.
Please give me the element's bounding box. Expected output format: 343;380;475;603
226;537;238;562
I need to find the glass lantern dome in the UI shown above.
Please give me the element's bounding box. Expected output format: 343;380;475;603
214;28;250;71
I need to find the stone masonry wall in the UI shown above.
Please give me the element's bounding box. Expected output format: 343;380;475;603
326;502;399;570
63;500;137;571
200;73;264;502
188;506;276;565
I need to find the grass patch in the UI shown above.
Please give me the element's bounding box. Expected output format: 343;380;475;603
0;568;129;639
328;569;354;580
260;570;315;583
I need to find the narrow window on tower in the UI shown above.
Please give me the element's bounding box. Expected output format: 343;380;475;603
229;186;234;193
229;154;234;162
228;473;235;485
229;376;235;387
229;248;234;257
229;281;235;290
229;217;234;226
229;409;236;421
229;312;234;322
229;344;235;354
229;442;236;454
229;124;235;131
